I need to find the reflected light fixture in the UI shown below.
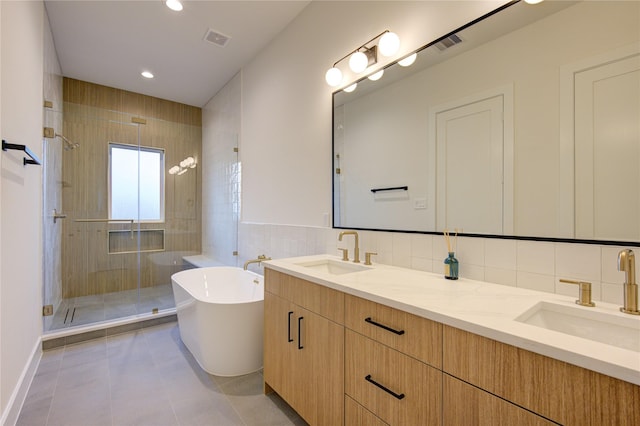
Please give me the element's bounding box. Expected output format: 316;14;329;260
368;70;384;81
343;83;357;93
165;0;183;11
398;53;417;67
325;30;400;87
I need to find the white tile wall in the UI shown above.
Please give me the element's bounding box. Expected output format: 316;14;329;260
234;222;639;304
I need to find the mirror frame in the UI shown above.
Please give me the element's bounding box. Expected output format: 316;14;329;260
331;0;637;247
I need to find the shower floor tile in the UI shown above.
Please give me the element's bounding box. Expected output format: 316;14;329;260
18;321;308;426
49;284;175;331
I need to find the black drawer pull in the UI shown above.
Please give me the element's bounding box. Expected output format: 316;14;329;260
365;317;405;335
287;311;294;342
365;375;405;400
298;316;304;350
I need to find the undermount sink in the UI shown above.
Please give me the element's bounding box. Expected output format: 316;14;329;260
515;301;640;352
294;258;371;275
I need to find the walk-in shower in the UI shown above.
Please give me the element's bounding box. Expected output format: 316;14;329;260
42;78;202;333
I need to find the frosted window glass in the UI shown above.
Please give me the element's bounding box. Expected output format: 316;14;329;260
110;144;164;221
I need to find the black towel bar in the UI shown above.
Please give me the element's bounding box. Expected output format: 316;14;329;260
371;186;408;193
2;140;41;166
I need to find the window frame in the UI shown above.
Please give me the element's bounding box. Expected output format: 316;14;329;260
108;142;166;224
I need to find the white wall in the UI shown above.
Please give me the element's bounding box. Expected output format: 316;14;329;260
240;0;505;227
202;1;633;306
0;1;44;423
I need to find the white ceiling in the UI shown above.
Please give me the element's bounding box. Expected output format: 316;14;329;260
44;1;310;107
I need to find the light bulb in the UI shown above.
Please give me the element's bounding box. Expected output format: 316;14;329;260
165;0;183;11
325;67;343;87
349;51;369;73
398;53;417;67
141;71;154;79
168;166;180;175
343;83;357;93
368;70;384;81
378;32;400;57
524;0;544;4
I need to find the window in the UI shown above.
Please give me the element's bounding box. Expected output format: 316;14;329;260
109;143;164;222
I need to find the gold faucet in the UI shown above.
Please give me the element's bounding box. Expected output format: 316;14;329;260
338;231;360;263
243;254;271;271
618;249;639;315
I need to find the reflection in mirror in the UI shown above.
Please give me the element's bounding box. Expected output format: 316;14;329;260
333;0;640;243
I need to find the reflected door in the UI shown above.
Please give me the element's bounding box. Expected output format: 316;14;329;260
574;53;640;240
435;94;506;235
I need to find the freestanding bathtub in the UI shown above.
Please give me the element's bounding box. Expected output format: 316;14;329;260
171;267;264;376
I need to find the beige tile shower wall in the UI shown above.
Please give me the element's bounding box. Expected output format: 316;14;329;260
61;78;202;298
238;222;638;305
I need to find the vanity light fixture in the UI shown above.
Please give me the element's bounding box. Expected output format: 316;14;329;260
325;30;400;87
165;0;183;12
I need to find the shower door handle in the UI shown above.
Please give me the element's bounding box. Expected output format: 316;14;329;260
53;209;67;224
287;311;294;343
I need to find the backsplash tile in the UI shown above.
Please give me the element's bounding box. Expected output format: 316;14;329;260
229;222;639;303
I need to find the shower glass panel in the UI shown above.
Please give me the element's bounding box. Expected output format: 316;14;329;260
43;101;201;332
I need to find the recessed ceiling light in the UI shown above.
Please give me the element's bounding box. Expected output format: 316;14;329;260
141;71;154;79
165;0;183;12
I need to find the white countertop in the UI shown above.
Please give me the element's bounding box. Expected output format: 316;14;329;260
264;254;640;386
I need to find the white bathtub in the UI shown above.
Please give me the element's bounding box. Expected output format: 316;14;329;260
171;267;264;376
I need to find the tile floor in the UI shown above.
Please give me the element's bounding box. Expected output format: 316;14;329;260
18;321;307;426
49;284;176;331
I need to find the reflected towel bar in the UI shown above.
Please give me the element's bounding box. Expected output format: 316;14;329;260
371;186;408;193
2;139;41;166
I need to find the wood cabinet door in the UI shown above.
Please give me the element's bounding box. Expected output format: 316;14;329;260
296;306;345;426
264;292;298;405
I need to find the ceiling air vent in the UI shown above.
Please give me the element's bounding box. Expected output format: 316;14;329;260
435;34;462;51
203;29;231;48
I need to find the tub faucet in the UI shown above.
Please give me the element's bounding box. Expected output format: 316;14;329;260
338;231;360;263
244;254;271;271
618;249;639;315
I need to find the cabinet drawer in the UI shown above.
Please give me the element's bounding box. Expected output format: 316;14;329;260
443;325;640;425
345;395;388;426
443;375;554;425
265;268;344;324
345;294;442;368
345;329;441;426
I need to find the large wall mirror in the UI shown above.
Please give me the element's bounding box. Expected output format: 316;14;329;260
333;0;639;244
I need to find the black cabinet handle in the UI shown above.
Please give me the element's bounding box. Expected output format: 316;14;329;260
365;317;405;335
297;316;304;350
287;311;294;343
365;375;405;400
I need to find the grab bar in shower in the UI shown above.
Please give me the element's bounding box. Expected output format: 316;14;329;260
75;218;135;238
2;139;41;166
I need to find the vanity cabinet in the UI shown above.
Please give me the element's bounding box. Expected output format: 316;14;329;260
265;267;640;426
263;269;344;426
